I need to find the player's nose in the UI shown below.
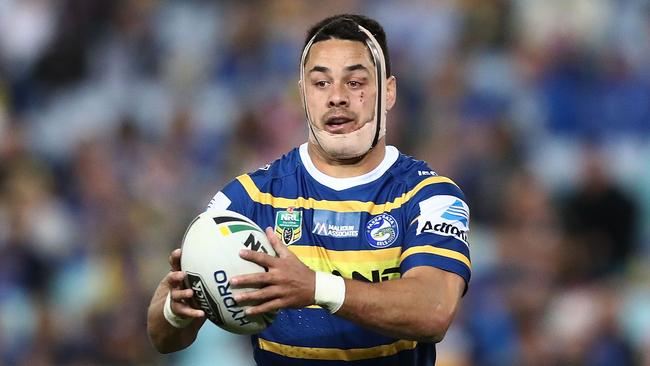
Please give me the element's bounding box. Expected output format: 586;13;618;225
328;84;349;107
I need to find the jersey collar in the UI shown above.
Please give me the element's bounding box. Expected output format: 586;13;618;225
299;143;399;191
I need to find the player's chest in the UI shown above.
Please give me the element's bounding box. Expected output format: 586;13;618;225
258;206;403;249
253;204;405;283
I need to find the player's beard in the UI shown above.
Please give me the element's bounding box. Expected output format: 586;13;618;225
307;110;383;160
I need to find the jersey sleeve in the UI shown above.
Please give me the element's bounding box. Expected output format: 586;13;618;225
206;175;254;218
400;178;471;291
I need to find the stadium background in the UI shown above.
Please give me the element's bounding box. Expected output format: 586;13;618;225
1;0;649;365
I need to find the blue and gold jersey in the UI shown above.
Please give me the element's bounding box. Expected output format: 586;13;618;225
207;143;471;366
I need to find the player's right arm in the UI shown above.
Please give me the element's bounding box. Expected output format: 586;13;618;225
147;248;207;353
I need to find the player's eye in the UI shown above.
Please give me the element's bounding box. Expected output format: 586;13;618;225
314;81;329;88
347;80;363;88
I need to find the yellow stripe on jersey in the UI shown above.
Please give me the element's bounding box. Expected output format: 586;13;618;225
258;338;418;361
400;246;472;269
236;174;456;214
288;245;401;263
288;245;401;280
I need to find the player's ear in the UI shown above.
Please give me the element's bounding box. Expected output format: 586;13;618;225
385;76;397;112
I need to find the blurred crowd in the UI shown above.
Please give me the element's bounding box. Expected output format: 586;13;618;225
1;0;649;365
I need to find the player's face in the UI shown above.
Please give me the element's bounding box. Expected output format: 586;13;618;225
303;39;377;135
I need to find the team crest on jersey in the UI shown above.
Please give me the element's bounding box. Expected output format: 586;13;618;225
365;213;399;248
274;207;302;245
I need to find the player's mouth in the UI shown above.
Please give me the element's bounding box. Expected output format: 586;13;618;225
324;115;356;134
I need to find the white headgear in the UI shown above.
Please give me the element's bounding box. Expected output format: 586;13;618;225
299;21;388;160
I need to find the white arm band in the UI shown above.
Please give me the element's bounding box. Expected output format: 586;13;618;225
163;291;193;328
314;272;346;313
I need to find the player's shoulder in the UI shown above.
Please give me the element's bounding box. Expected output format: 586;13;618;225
390;150;463;196
390;151;439;180
237;148;302;187
208;148;301;211
245;146;301;184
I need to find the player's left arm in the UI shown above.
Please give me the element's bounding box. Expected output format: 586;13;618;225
335;265;465;342
232;228;466;343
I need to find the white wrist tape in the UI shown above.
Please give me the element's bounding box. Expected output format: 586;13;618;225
314;272;346;313
163;291;193;328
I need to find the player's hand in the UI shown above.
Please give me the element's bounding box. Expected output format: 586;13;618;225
231;227;315;315
165;248;204;319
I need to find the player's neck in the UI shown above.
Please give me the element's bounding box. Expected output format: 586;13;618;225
307;142;386;178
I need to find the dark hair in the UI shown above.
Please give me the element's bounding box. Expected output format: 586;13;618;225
304;14;392;77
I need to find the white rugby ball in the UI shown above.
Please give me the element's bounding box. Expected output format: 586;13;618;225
180;209;276;335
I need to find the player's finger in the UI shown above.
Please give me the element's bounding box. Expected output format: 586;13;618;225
170;288;194;302
239;248;275;267
171;300;205;318
245;298;284;316
265;227;289;258
165;270;186;288
234;285;280;304
230;272;270;287
169;248;182;271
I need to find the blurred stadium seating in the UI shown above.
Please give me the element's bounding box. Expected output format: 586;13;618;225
1;1;649;365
